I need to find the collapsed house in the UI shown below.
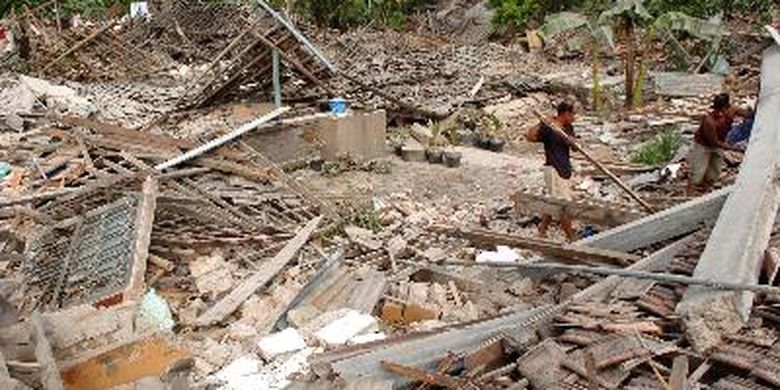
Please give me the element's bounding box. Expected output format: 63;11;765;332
0;0;778;389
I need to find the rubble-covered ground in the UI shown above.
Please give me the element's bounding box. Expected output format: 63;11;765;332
0;1;779;390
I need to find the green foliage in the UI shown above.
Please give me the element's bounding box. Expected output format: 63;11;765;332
3;0;132;19
631;128;680;166
292;0;428;29
492;0;774;36
490;0;584;32
653;12;725;39
294;0;370;29
645;0;775;21
598;0;651;23
488;112;502;135
344;207;383;233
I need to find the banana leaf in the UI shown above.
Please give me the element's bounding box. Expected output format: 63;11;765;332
654;12;725;40
539;12;590;40
598;0;652;24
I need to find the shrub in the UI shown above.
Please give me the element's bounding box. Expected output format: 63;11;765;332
645;0;775;21
631;128;680;166
291;0;431;30
2;0;132;19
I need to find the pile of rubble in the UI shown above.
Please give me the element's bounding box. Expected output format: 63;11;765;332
0;1;778;389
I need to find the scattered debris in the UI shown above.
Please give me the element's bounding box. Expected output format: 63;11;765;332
0;2;774;389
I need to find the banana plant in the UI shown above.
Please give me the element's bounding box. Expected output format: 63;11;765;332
539;11;615;111
597;0;651;107
540;0;727;110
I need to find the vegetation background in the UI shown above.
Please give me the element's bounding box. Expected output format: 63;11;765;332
2;0;775;30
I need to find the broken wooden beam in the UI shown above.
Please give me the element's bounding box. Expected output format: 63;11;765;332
446;227;640;266
60;336;191;390
669;356;688;390
30;313;63;390
251;29;333;94
273;247;344;331
124;176;157;302
195;215;322;327
380;360;476;390
676;46;780;353
511;191;644;228
0;168;206;208
154;106;290;171
40;20;119;74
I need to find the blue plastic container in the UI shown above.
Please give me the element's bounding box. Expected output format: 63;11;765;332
0;163;10;181
328;98;347;116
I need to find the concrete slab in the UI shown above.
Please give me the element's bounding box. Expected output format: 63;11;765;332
676;46;780;353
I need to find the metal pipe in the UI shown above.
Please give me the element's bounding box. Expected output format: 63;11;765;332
253;0;336;71
439;260;780;296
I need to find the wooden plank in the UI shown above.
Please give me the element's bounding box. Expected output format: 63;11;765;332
449;227;640;266
669;356;688;390
254;248;339;332
30;313;63;390
511;191;644;228
60;336;190;390
60;116;192;151
195;216;322;326
123;176;157;302
380;360;474;390
677;46;780;353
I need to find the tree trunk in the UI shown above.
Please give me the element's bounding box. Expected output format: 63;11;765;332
632;28;655;108
591;39;602;112
623;19;636;108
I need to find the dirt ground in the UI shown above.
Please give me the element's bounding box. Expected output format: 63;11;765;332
294;145;545;221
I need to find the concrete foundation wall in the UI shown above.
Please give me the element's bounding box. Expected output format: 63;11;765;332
317;110;387;161
244;110;387;165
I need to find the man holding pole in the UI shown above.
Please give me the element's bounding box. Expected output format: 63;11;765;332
687;93;747;196
525;102;577;241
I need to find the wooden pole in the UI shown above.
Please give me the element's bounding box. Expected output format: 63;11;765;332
532;110;656;213
40;19;120;73
154;106;289;171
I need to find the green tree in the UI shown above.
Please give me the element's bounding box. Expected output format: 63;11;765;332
540;0;726;109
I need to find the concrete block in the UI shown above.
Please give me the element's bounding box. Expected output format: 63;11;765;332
400;138;426;162
243;126;320;165
317;110;387;161
314;310;378;346
256;328;307;360
654;72;724;97
348;332;387;346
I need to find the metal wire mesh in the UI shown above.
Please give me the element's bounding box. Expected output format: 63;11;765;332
23;195;139;311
